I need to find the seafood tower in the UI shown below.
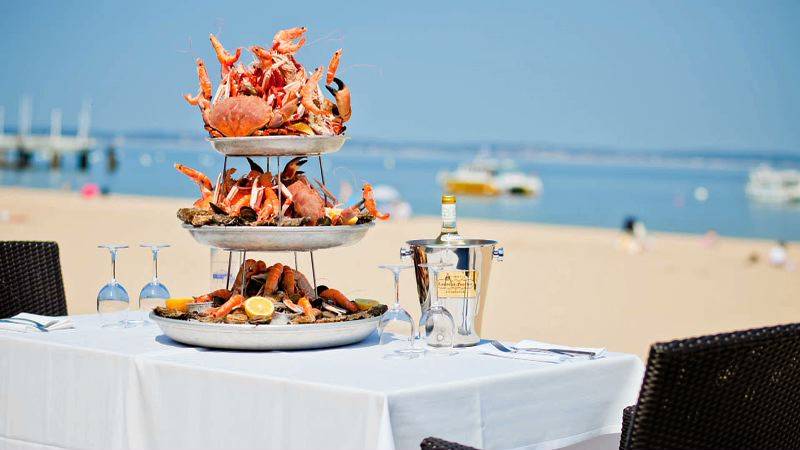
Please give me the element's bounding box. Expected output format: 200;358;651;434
150;27;390;351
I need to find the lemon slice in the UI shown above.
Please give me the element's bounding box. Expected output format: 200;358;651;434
244;296;275;319
354;298;380;311
165;297;192;312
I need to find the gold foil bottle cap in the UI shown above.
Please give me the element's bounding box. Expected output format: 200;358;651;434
441;195;456;204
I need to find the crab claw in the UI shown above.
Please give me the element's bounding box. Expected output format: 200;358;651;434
281;157;308;184
325;77;345;96
246;157;264;174
325;78;351;123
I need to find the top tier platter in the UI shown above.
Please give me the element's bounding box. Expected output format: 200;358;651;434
209;135;348;157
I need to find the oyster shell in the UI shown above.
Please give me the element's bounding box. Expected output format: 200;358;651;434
224;312;249;324
153;306;189;320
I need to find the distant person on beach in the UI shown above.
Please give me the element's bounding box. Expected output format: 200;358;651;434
769;241;788;268
619;215;648;254
701;229;718;249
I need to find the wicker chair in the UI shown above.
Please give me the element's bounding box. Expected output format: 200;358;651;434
620;322;800;449
0;241;68;318
420;437;478;450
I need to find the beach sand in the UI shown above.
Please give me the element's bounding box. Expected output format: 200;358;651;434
2;187;798;359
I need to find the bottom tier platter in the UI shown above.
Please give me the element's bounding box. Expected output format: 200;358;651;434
150;312;379;350
183;222;374;252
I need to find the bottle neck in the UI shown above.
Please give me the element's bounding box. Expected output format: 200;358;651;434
440;202;457;232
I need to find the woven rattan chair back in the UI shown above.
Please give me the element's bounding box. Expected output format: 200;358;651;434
623;323;800;449
0;241;68;317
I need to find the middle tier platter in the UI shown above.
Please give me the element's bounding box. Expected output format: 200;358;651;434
183;222;374;252
209;135;348;157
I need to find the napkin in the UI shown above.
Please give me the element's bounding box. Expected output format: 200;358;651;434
515;340;607;359
479;342;568;363
0;313;75;332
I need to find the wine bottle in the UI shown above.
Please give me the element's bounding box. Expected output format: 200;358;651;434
435;195;465;244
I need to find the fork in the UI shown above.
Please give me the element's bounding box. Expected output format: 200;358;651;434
0;318;50;332
489;340;595;357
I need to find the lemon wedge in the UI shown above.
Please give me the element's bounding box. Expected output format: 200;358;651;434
354;298;380;311
287;122;314;135
244;296;275;319
165;297;192;312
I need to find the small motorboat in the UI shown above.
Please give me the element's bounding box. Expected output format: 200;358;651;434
437;156;542;196
745;165;800;204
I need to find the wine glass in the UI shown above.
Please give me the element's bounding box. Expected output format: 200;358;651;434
377;264;425;357
136;243;171;325
97;244;130;328
418;262;458;356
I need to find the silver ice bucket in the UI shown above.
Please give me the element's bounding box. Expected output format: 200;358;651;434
401;239;503;347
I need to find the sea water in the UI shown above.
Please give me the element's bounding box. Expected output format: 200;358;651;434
2;140;799;240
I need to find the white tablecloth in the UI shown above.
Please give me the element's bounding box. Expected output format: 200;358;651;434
0;313;643;450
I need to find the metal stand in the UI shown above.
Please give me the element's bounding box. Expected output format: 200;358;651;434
225;251;233;290
309;251;318;294
238;250;248;295
221;248;319;298
277;155;283;225
215;152;330;297
317;155;327;204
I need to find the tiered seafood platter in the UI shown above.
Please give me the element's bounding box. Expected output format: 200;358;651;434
151;27;389;350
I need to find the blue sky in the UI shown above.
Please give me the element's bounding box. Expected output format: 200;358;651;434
1;0;798;150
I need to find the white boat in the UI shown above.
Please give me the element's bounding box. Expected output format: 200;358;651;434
437;156;542;197
745;165;800;203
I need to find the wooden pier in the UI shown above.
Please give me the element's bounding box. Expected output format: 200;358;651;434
0;99;97;169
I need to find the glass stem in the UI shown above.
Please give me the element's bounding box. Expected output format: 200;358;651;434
430;270;439;308
110;250;117;282
393;271;401;307
152;249;159;282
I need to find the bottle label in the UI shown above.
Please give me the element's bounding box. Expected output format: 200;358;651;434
441;204;456;228
437;270;478;298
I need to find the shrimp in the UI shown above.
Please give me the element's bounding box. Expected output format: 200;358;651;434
250;45;274;69
319;288;359;313
210;294;244;319
272;27;307;54
301;67;327;116
209;34;242;68
174;163;213;192
184;59;213;106
362;183;389;220
297;297;318;320
326;49;342;85
193;289;232;304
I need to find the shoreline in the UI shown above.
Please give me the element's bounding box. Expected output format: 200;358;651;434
2;185;795;243
2;186;799;359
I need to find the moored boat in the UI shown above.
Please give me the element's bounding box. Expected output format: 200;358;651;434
745;165;800;204
437;156;542;196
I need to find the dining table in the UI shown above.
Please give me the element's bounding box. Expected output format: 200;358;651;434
0;312;644;450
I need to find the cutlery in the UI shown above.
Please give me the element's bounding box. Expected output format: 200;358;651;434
0;318;50;332
490;340;597;357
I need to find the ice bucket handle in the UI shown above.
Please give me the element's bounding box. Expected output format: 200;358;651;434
493;247;505;262
400;246;413;261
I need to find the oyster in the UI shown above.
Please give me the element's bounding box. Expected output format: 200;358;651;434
153;306;189;320
224;312;249;324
